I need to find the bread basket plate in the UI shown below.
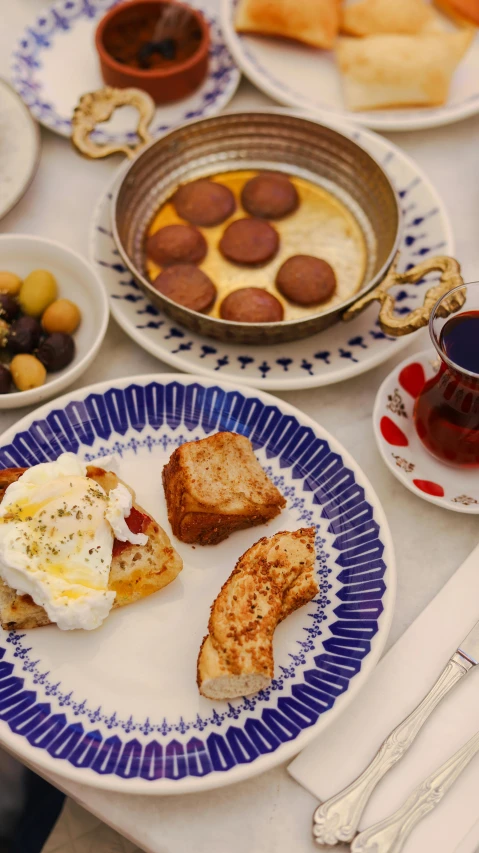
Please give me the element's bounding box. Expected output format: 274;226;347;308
221;0;479;132
10;0;240;142
92;115;453;390
0;78;40;221
0;373;395;794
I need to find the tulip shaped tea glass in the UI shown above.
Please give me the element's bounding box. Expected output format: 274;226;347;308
414;282;479;467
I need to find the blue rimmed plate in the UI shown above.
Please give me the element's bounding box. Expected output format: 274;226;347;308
10;0;240;142
0;374;394;793
91;113;453;391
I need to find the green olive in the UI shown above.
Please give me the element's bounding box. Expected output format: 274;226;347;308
11;354;46;391
19;269;58;317
0;272;22;296
42;299;81;334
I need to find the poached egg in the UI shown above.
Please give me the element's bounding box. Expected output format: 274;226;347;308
0;453;147;630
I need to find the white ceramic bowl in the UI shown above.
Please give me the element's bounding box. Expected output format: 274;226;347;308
0;234;109;409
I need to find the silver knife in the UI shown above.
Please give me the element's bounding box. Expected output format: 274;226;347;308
351;730;479;853
312;619;479;847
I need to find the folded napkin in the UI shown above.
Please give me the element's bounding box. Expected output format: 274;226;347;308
289;542;479;853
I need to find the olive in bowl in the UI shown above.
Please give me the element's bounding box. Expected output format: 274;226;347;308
0;234;108;410
37;333;75;372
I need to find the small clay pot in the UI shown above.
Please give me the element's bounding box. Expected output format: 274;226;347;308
95;0;210;105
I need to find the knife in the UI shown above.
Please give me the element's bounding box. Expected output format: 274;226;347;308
351;730;479;853
312;619;479;847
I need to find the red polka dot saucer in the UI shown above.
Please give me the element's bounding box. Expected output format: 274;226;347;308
373;350;479;513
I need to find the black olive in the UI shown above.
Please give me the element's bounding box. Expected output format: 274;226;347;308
7;316;42;354
0;294;18;324
0;365;11;394
37;332;75;372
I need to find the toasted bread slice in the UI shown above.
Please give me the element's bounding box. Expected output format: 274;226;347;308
162;432;286;546
197;527;317;700
0;466;182;630
235;0;340;50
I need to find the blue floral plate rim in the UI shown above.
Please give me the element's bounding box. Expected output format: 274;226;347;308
10;0;240;142
0;372;396;793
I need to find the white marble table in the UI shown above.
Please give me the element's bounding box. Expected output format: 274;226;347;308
2;3;479;851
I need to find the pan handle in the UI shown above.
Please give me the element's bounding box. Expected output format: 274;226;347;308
343;253;465;336
71;87;155;160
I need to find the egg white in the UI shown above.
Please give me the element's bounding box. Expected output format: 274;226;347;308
0;453;147;631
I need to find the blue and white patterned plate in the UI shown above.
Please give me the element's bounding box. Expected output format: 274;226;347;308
0;373;394;793
91;113;454;390
10;0;240;142
221;0;479;132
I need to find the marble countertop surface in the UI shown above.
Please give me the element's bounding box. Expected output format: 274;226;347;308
1;3;479;851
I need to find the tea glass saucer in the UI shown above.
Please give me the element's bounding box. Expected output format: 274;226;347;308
373;350;479;513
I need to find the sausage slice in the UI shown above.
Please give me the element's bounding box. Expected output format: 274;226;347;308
220;288;284;323
146;224;207;266
276;255;337;306
172;179;236;227
152;264;216;313
219;218;279;266
241;173;299;220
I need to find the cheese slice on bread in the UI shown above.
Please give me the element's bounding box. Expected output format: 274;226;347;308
198;527;317;700
0;465;182;630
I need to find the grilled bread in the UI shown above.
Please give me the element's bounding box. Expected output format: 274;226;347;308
235;0;340;50
162;432;286;546
0;465;183;630
197;527;317;700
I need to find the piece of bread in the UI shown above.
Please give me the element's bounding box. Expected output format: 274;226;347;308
0;466;183;630
162;432;286;546
197;527;317;700
341;0;435;35
336;29;473;110
235;0;341;50
434;0;479;26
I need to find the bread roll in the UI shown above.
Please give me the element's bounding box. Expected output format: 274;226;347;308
235;0;340;50
337;29;473;110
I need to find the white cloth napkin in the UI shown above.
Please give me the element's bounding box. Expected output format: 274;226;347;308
289;543;479;853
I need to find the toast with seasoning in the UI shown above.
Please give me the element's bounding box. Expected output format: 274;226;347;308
197;527;317;700
162;432;286;546
0;465;183;631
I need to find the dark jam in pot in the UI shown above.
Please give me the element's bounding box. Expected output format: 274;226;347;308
103;5;202;70
112;507;149;558
414;311;479;467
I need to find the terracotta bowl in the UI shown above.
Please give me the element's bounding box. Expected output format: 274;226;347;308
95;0;210;105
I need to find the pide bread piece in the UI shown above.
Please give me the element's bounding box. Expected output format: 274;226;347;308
434;0;479;26
0;465;183;630
336;29;473;110
197;527;317;700
341;0;435;36
162;432;286;546
235;0;340;50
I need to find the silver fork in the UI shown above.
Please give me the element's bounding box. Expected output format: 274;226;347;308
313;617;479;846
351;731;479;853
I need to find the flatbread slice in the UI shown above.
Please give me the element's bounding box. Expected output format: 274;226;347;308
235;0;340;50
336;29;473;111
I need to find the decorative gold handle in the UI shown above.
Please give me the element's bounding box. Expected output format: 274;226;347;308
343;253;465;336
71;86;155;160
